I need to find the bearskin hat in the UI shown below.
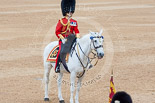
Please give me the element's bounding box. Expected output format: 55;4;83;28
111;91;132;103
61;0;76;16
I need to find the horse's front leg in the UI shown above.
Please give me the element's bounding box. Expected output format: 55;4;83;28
57;73;65;103
75;75;84;103
70;71;76;103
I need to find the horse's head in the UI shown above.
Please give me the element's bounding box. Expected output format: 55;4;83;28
89;29;104;59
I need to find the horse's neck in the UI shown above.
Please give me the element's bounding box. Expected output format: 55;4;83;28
78;34;91;57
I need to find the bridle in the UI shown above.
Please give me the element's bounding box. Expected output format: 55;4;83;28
90;35;104;51
75;35;104;78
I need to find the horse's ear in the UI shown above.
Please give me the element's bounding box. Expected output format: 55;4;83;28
99;29;103;35
89;30;93;35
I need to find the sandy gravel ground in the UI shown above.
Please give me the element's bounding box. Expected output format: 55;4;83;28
0;0;155;103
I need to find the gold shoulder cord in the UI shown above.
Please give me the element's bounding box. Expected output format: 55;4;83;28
60;18;69;26
60;18;70;34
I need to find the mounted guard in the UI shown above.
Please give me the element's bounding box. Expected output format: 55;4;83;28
43;0;105;103
43;30;104;102
55;0;80;73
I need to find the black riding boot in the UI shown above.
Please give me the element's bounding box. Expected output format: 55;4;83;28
55;56;61;73
60;53;68;69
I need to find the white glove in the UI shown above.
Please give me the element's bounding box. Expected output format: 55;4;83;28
61;38;67;44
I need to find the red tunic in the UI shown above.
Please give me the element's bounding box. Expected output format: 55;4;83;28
55;17;79;39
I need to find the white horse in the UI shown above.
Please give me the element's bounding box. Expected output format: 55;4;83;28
43;30;104;103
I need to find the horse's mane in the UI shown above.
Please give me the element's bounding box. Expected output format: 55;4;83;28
79;33;91;44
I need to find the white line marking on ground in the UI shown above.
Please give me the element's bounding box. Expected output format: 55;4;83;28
0;4;154;14
0;9;59;14
86;5;155;11
0;68;44;78
117;24;155;26
0;2;122;8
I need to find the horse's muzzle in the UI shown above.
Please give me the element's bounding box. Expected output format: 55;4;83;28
97;52;104;59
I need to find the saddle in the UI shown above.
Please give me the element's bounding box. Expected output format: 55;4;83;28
46;45;69;62
47;34;76;64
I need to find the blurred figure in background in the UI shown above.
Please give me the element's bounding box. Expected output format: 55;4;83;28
111;91;133;103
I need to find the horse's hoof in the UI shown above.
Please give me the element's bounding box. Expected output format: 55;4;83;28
44;98;49;101
59;100;65;103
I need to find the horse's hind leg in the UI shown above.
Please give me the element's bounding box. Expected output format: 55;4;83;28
44;62;52;101
57;73;65;103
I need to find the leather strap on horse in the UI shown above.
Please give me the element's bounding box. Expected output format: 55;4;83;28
75;43;89;78
75;49;86;78
77;70;85;78
77;43;80;57
75;43;89;68
75;42;100;78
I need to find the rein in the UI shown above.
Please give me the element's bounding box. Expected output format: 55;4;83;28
75;43;90;68
75;42;100;78
73;35;104;78
75;43;88;78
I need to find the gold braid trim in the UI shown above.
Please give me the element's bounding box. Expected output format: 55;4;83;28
60;18;69;26
60;18;70;34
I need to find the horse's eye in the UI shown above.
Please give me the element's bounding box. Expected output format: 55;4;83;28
94;40;97;42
